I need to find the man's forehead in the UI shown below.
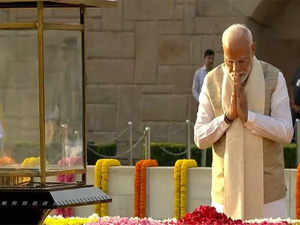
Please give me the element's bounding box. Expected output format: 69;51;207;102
223;37;251;52
223;44;251;60
223;28;251;46
224;55;249;60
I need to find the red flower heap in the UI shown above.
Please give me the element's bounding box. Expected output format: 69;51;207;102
177;206;238;225
176;206;288;225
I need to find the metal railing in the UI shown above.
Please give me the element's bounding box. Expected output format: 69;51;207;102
88;123;153;165
186;120;191;159
88;119;209;166
144;127;151;160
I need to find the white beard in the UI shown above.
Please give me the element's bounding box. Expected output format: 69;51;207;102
224;60;253;85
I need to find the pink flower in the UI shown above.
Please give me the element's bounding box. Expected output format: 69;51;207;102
55;156;80;218
53;207;73;217
88;217;177;225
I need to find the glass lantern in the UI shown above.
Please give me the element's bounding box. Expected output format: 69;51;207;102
0;0;117;187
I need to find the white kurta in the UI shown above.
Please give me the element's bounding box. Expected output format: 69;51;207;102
194;71;294;218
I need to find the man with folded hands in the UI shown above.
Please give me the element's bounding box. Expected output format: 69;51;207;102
194;24;293;220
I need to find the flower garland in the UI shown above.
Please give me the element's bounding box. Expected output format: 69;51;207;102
134;159;158;218
134;160;142;217
44;214;99;225
21;156;40;168
297;163;300;219
174;160;183;219
94;159;121;217
173;159;197;219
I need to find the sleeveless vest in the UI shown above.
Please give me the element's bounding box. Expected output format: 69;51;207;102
205;61;286;204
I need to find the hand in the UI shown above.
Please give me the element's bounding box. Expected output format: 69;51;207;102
294;104;300;114
226;85;237;121
291;103;295;111
235;74;248;123
290;100;300;113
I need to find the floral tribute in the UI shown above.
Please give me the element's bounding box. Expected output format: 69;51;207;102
94;159;121;217
44;214;99;225
44;214;177;225
177;206;289;225
134;159;158;218
21;156;40;168
173;159;197;219
88;216;177;225
44;207;298;225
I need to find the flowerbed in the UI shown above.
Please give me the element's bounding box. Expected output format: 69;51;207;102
45;206;300;225
44;214;176;225
88;216;176;225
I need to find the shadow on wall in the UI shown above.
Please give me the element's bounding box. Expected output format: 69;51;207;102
249;0;300;86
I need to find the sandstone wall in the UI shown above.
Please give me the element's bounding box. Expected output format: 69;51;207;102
0;0;298;163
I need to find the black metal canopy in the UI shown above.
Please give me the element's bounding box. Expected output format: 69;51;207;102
0;185;111;225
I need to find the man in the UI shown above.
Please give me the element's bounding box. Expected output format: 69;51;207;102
192;49;215;103
194;24;293;220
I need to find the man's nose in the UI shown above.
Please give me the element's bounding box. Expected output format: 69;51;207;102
232;62;240;72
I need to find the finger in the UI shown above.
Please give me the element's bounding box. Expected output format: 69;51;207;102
236;73;240;82
233;73;239;84
231;94;236;104
233;72;239;82
235;83;239;97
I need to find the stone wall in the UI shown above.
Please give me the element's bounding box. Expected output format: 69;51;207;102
85;0;242;159
0;0;298;163
83;0;264;161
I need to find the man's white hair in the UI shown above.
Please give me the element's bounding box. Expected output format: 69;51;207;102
222;24;253;47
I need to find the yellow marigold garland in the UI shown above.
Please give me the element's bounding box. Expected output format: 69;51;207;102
94;159;121;217
174;160;183;219
94;160;103;216
21;157;41;168
173;159;197;219
44;214;99;225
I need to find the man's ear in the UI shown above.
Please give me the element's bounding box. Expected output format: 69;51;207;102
251;42;256;56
